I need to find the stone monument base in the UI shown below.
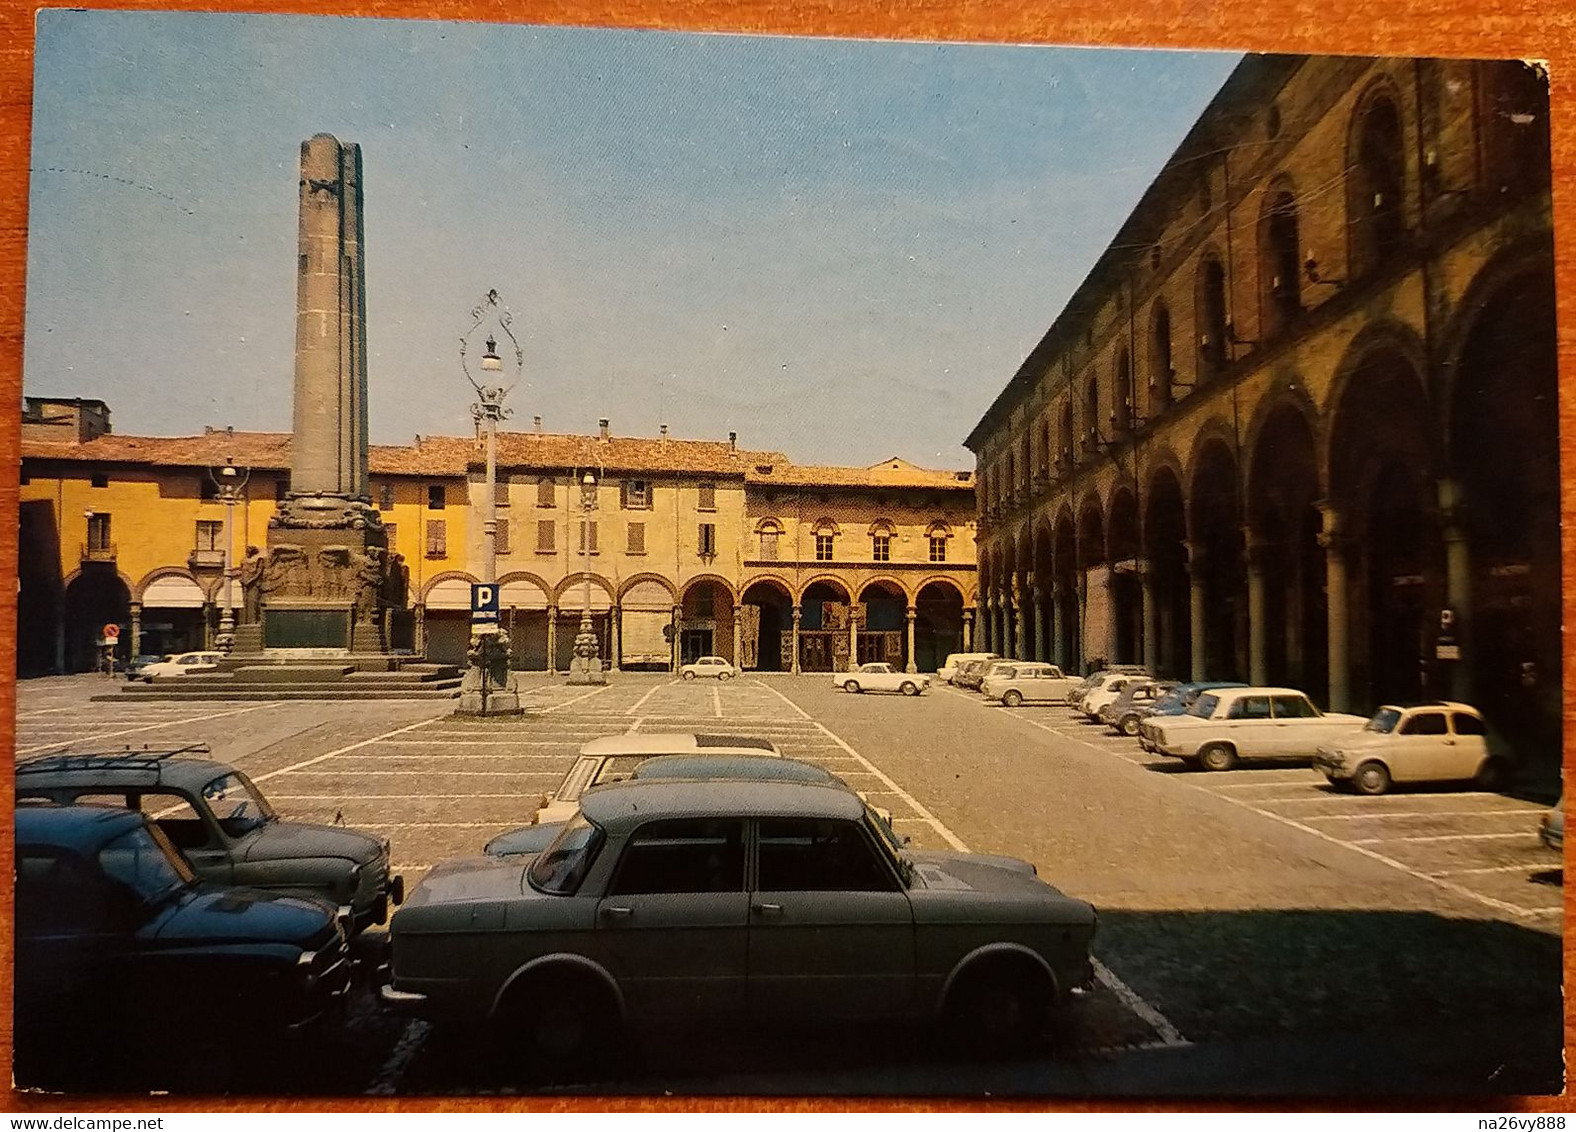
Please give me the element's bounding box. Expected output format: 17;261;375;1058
565;658;608;686
455;664;522;715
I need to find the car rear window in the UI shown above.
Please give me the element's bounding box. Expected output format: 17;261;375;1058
1452;712;1487;736
1270;695;1319;719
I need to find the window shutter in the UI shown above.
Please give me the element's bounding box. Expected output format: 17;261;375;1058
384;523;397;553
537;478;555;507
589;520;599;553
495;480;510;507
698;482;716;510
537;520;555;552
495;518;511;555
426;519;446;557
628;522;646;554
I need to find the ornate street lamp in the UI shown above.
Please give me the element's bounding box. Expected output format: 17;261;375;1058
209;456;250;652
566;469;608;685
457;289;524;715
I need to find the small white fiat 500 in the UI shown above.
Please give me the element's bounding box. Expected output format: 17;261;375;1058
1313;702;1512;795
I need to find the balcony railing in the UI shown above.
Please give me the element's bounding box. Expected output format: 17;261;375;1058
81;541;117;563
188;548;226;569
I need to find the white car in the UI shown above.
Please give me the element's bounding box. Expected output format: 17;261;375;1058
980;663;1079;707
137;651;226;681
680;656;738;680
1076;673;1145;721
1312;702;1513;795
938;652;998;685
529;733;784;826
832;662;930;696
1150;686;1368;771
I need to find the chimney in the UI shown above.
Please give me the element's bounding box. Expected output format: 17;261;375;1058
598;418;610;440
533;415;542;433
728;431;737;451
659;423;669;438
413;434;421;449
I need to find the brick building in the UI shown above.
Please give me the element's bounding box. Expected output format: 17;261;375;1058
965;54;1558;764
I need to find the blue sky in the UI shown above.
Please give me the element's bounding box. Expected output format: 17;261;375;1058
24;12;1240;467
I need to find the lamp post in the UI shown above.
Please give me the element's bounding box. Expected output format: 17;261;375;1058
457;289;523;715
209;457;250;653
566;470;608;685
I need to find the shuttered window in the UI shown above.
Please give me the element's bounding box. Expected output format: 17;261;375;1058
537;520;556;553
537;478;555;507
628;522;646;554
697;481;716;511
579;520;599;554
425;519;447;558
698;523;716;557
495;518;511;555
622;480;650;510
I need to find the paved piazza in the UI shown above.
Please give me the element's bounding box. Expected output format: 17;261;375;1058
14;674;1564;1097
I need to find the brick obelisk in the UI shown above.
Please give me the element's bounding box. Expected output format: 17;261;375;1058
240;134;396;655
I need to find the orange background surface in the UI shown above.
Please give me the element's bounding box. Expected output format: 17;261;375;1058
0;0;1569;1113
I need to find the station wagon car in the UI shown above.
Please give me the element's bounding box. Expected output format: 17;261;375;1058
529;733;784;827
15;804;350;1086
16;749;402;932
831;662;930;696
386;780;1096;1062
980;663;1079;707
938;652;998;685
1312;702;1513;795
1103;680;1179;735
679;656;738;680
1148;687;1368;771
135;651;226;681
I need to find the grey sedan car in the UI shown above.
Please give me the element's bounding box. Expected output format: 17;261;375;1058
385;780;1096;1063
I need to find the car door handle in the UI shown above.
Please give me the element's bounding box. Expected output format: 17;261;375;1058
752;902;783;917
601;905;634;919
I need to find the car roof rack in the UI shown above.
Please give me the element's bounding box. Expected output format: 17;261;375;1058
17;742;214;773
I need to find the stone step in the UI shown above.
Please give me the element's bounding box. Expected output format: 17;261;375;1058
118;678;463;694
89;688;462;703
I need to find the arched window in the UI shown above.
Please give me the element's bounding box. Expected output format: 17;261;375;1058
1348;90;1407;280
1196;256;1228;380
868;519;896;563
1114;348;1134;433
754;518;784;561
925;521;952;564
1149;301;1174;409
1082;376;1100;457
1258;186;1302;338
1039;420;1053;479
812;518;840;562
1058;402;1074;469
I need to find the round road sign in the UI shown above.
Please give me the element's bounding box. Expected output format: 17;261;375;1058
102;623;121;639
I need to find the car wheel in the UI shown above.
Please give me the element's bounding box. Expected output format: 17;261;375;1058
1002;690;1023;708
847;681;862;694
500;970;619;1074
1352;760;1391;796
900;681;918;696
681;671;696;681
719;671;733;681
1119;714;1140;737
946;959;1050;1057
1475;757;1510;792
1198;743;1237;772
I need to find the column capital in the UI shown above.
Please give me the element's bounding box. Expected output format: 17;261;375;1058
905;606;917;620
962;608;974;623
1314;497;1346;534
129;600;142;612
791;605;803;623
733;603;744;615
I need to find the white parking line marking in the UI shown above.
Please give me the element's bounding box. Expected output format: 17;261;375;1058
627;717;645;733
1090;959;1189;1048
1434;863;1556;876
713;686;724;718
16;706;272;755
538;686;613;713
1298;808;1546;821
249;716;448;784
1209;779;1327;790
1351;832;1534;845
625;682;676;715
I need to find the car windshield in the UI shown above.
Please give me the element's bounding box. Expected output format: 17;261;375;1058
98;823;195;904
864;803;911;888
1366;708;1403;734
1189;693;1220;718
528;814;604;896
201;772;275;837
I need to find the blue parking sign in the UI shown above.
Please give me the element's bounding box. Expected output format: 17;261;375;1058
471;583;500;629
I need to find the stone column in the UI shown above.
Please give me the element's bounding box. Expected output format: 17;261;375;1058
1076;571;1089;673
1004;598;1016;659
1244;525;1269;686
962;608;974;651
129;601;143;660
1104;573;1121;665
670;604;682;673
790;604;802;674
609;605;622;674
848;602;859;670
1030;588;1045;662
1186;541;1208;682
1139;561;1159;675
414;603;426;657
545;605;558;674
1050;591;1065;669
905;606;918;673
732;604;744;669
1438;478;1473;702
202;602;215;648
1318;502;1351;712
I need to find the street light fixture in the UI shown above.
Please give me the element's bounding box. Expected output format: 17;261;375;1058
209;455;250;653
567;469;607;685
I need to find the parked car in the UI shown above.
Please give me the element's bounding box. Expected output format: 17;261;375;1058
14;804;351;1086
487;753;897;856
1311;702;1514;795
680;656;738;680
1137;683;1249;750
385;779;1097;1063
135;651;226;681
525;733;785;828
831;662;930;696
938;652;998;685
16;748;403;932
1149;686;1368;771
953;658;997;691
981;662;1080;707
123;654;167;681
1076;673;1147;722
1104;680;1180;735
1540;793;1563;852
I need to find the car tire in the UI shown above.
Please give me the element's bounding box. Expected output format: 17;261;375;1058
847;681;862;694
719;671;733;681
1475;757;1511;792
945;959;1050;1057
900;681;918;696
1119;714;1140;737
1352;760;1391;796
1002;690;1023;708
682;671;696;681
500;969;619;1075
1198;743;1237;772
